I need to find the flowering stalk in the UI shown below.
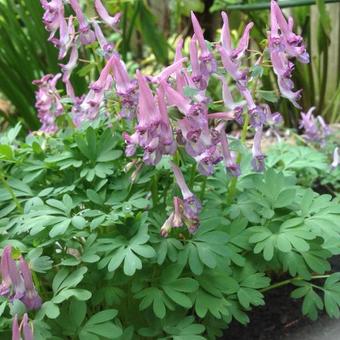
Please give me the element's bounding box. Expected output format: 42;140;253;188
0;246;42;311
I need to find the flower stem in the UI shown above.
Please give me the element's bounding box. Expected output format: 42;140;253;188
227;113;249;205
0;171;23;214
260;275;330;293
200;177;207;200
151;174;158;208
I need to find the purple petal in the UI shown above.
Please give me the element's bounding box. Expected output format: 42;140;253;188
21;314;34;340
94;0;121;28
171;163;194;200
12;314;20;340
0;245;12;297
221;11;232;51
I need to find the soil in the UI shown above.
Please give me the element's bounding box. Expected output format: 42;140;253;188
222;257;340;340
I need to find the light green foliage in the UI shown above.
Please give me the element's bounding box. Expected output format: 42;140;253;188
0;123;339;339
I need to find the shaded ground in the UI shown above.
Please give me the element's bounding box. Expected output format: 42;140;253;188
222;257;340;340
222;283;340;340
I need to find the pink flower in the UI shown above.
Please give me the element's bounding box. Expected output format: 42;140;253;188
0;246;12;297
331;147;339;169
11;314;34;340
269;0;309;108
299;107;330;144
69;0;95;45
41;0;64;40
92;21;114;59
12;314;20;340
251;126;265;172
94;0;121;29
171;163;202;230
33;74;63;133
21;314;34;340
191;11;217;77
60;44;78;81
220;11;254;60
219;124;240;176
19;257;42;311
123;71;176;165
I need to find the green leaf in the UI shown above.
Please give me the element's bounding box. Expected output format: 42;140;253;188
0;301;7;318
40;301;60;319
237;287;265;309
53;267;88;293
258;90;278;103
137;2;168;64
123;248;142;276
69;300;87;327
72;216;87;229
80;309;122;339
49;218;71;237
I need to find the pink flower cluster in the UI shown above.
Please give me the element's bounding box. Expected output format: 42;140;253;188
269;0;309;108
0;246;42;311
34;1;313;236
0;246;40;340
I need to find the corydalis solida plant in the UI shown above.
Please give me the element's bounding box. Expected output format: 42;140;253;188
33;0;311;236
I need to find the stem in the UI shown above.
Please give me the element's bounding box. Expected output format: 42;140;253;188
227;113;249;205
260;275;331;293
0;171;23;214
318;46;329;115
151;174;158;208
200;177;207;201
189;163;196;187
226;49;265;205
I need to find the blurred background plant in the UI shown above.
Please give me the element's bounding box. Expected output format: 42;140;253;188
0;0;339;130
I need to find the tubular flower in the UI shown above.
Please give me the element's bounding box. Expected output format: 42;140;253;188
191;12;217;78
92;21;114;59
0;245;12;297
94;0;121;29
218;11;253;89
217;76;244;124
123;71;176;165
78;62;113;122
19;257;42;310
299;107;330;145
189;35;208;90
269;0;309;108
218;45;247;89
69;0;95;45
171;163;202;232
174;39;187;94
110;54;138;120
12;314;20;340
0;246;42;311
60;43;78;81
219;124;240;177
21;314;34;340
270;0;309;63
33;74;63;133
220;11;254;60
331;147;339;169
152;57;187;84
41;0;64;39
162;82;223;175
11;314;34;340
160;197;184;237
251;125;265;172
52;14;75;60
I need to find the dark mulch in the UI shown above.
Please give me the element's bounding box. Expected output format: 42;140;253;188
222;257;340;340
222;283;308;340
